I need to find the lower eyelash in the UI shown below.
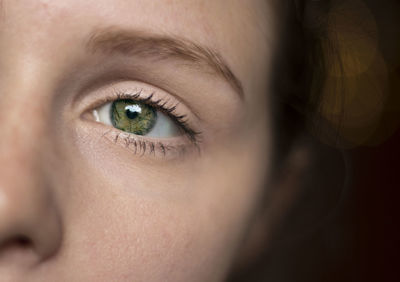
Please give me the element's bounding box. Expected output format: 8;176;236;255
102;129;200;158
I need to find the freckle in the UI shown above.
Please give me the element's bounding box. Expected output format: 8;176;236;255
39;0;51;13
38;0;71;21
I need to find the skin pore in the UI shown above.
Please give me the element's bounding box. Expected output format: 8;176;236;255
0;1;284;281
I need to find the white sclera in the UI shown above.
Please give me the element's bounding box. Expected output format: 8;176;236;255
93;102;181;138
146;111;181;138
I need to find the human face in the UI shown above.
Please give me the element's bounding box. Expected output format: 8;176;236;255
0;1;278;281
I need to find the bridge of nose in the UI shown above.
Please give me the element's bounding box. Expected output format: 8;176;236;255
0;8;69;263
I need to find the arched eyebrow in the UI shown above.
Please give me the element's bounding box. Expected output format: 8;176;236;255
86;28;244;100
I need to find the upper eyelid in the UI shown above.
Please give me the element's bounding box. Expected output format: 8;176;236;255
91;88;185;122
75;79;186;113
71;72;202;121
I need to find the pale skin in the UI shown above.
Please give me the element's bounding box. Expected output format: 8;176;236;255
0;1;291;281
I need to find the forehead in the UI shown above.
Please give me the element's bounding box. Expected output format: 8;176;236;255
1;0;275;98
9;0;271;40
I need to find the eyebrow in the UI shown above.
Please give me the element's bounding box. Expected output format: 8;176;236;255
86;28;244;99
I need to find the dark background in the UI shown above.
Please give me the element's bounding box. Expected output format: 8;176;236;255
230;1;400;281
352;0;399;281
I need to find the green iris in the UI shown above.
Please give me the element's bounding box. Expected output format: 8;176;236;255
111;99;157;135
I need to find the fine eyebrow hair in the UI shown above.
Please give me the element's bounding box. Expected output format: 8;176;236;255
86;28;244;99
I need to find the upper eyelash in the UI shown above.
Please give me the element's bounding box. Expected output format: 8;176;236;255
102;88;202;144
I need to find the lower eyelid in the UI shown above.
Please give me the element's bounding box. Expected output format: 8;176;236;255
84;118;201;159
104;130;199;159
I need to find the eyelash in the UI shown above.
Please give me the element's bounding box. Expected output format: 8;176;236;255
91;88;202;157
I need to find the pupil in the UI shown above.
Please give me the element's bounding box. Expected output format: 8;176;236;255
125;108;139;119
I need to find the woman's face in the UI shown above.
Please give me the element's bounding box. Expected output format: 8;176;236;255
0;1;278;281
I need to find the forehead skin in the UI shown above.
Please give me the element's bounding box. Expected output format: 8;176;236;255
0;1;278;281
0;0;274;102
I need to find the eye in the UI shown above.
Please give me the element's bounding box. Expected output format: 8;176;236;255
93;99;181;138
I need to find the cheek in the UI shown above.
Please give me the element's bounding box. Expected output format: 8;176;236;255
53;116;270;281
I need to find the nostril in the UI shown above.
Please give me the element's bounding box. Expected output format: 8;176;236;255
14;235;32;248
1;235;33;250
0;235;37;267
